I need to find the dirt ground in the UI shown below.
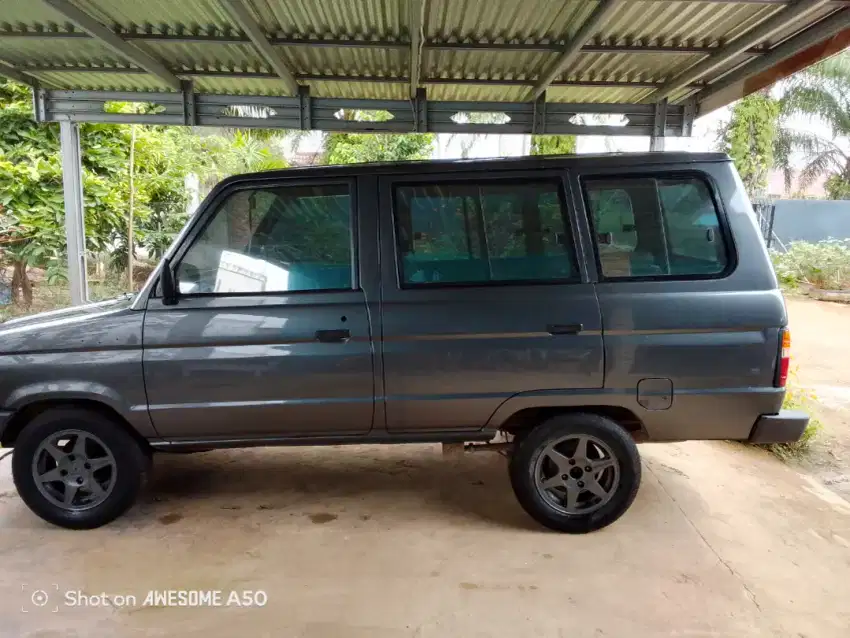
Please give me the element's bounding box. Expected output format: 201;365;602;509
786;296;850;498
0;297;849;638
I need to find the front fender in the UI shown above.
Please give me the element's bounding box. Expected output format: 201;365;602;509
3;381;157;439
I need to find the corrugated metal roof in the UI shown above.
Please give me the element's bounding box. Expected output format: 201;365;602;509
0;0;846;108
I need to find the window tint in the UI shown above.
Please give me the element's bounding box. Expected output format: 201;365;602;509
584;176;729;279
394;180;578;286
177;184;352;294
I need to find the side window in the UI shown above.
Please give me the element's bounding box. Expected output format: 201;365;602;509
584;176;729;279
177;183;352;294
393;179;578;286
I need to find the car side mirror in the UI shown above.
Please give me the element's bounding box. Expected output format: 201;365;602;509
160;258;178;306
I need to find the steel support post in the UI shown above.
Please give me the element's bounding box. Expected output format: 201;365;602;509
650;99;668;151
59;121;88;305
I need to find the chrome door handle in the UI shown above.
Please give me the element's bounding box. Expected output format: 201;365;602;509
315;329;351;343
547;323;583;335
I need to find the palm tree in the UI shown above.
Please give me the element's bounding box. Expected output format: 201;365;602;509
775;52;850;199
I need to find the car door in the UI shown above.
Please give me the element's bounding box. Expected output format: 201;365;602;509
142;177;374;441
377;168;604;433
579;167;781;441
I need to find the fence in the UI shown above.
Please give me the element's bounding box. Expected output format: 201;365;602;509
752;198;777;249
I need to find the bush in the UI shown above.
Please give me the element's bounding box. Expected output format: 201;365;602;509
771;239;850;290
761;379;821;460
771;239;850;289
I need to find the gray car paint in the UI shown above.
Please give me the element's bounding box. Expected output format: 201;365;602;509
0;153;792;448
0;297;157;439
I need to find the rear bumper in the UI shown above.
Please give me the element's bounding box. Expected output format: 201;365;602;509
748;410;809;444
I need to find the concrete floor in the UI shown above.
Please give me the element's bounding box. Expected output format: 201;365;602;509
1;440;848;638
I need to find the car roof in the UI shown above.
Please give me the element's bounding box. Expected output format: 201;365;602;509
220;152;731;187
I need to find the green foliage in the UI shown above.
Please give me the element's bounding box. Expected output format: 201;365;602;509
721;92;780;196
322;110;434;165
761;378;821;460
201;130;289;185
530;135;576;156
824;174;850;200
771;239;850;290
774;52;850;197
0;79;216;295
324;131;434;165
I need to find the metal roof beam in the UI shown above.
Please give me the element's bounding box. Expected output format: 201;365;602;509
433;42;766;55
0;59;40;86
699;8;850;111
42;0;181;90
409;0;425;98
39;88;687;136
218;0;299;95
645;0;833;102
0;29;768;57
529;0;624;100
20;64;705;90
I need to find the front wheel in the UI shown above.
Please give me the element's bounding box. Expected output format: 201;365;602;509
509;413;641;533
12;408;149;529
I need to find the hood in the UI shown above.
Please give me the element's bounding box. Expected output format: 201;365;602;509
2;296;135;330
0;296;141;354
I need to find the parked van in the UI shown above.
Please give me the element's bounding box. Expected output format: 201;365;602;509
0;153;807;533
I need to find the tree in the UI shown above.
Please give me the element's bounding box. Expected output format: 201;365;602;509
719;91;780;196
774;52;850;199
0;81;66;303
530;135;577;155
201;130;289;186
0;80;208;301
322;110;434;164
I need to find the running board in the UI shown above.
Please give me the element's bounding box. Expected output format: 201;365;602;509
150;430;494;451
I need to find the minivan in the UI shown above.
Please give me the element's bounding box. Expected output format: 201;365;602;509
0;153;807;533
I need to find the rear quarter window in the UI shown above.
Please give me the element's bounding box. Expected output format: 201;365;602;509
583;175;731;280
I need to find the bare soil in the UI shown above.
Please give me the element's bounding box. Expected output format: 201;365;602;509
786;296;850;499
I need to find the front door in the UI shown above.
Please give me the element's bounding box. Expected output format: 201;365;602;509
143;178;374;441
377;169;604;433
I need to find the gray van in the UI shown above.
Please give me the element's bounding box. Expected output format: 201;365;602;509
0;153;806;533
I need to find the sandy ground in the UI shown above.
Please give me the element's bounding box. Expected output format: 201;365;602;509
786;296;850;498
0;296;848;637
1;441;849;638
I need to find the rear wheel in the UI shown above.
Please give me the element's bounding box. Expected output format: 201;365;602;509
509;413;641;533
12;408;149;529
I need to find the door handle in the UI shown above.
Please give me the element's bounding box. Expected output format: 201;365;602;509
547;323;584;335
315;329;351;343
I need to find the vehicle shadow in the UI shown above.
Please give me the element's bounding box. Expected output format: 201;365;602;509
132;445;540;531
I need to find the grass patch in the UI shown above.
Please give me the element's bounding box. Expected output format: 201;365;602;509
761;381;822;461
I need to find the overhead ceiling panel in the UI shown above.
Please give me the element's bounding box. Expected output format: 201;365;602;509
0;0;846;124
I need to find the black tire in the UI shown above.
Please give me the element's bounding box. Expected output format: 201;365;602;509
509;413;641;534
12;408;149;529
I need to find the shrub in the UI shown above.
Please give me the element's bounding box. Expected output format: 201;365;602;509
771;239;850;290
761;378;821;460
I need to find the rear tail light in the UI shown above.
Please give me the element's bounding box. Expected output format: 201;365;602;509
776;328;791;388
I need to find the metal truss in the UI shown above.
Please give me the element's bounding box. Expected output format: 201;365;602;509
34;87;694;138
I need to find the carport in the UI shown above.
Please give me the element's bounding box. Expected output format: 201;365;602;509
1;0;848;304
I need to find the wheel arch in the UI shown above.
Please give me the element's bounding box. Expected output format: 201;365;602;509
491;403;647;441
1;398;153;452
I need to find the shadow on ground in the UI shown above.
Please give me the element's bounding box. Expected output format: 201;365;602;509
134;446;539;531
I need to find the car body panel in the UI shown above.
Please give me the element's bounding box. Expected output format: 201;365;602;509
376;169;604;432
0;298;157;439
0;153;801;448
142;293;374;439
